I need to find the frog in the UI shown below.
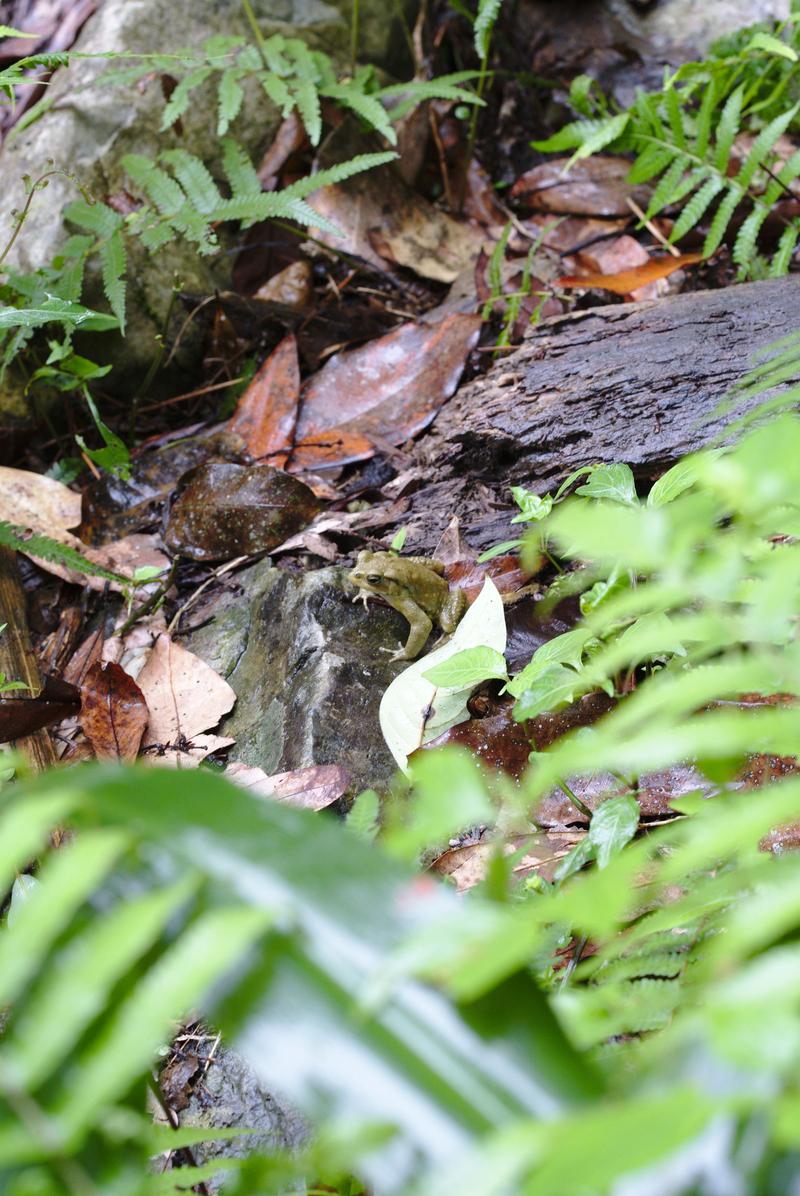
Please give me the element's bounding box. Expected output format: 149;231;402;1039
348;550;467;662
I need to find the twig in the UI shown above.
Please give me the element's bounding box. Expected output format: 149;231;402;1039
626;197;681;257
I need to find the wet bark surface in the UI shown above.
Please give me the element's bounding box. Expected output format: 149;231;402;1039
405;276;800;552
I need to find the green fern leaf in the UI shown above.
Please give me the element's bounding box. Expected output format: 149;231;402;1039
693;75;719;159
532;116;616;154
160;66;213;131
627;143;675;185
63;198;122;240
770;223;800;275
645;153;689;218
99;230;126;333
137;219;176;252
259;32;290;75
321;82;396;144
566;111;631;165
291;77;321;144
221;137;262;198
284;38;319;82
702;185;744;256
732;205;771;270
474;0;502;58
714;85;744;172
217;67;245;136
122;154;186;214
378;72;482;121
733;103;800;190
160;149;223;214
261;72;292;115
279;149;398;200
665;86;687;150
211;192;339;234
669;175;725;241
0;521;127;584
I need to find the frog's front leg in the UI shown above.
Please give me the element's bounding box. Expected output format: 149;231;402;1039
385;596;433;661
439;587;467;635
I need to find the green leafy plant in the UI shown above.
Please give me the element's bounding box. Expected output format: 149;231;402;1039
533;16;800;276
97;28;482;149
0;520;128;586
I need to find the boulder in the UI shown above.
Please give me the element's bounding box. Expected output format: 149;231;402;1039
0;0;413;391
184;559;402;792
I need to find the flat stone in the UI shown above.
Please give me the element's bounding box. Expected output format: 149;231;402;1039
184;560;404;791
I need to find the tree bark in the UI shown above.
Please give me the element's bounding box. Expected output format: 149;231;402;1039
405;277;800;553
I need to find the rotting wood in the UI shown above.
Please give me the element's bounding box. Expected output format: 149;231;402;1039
0;546;58;773
403;276;800;553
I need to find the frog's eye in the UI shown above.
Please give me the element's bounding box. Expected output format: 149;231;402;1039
366;574;383;585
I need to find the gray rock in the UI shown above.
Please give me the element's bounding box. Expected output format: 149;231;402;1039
172;1040;306;1189
185;559;403;791
0;0;412;390
608;0;789;57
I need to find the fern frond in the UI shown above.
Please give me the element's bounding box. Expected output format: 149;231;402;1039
122;154;186;215
160;149;223;214
291;77;321;145
221;137;261;198
770;223;800;275
703;185;743;256
160;66;213;131
627;143;675;184
261;72;292;114
217;67;245;136
321;82;396;144
279;149;398;200
0;521;127;584
99;230;126;332
714;85;744;172
645;153;689;218
733;103;800;190
379;73;483;122
474;0;502;59
669;175;725;241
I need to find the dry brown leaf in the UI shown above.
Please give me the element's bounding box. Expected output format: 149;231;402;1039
227;333;301;466
558;252;704;295
253;261;313;309
225;761;350;810
136;634;236;747
80;661;148;762
511;156;652;217
0;466;169;590
288;314;481;470
307;169;484;283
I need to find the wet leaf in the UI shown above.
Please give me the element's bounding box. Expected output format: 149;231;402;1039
423;646;508;689
253;260;313;309
588;794;640;868
80;661;148;762
558;252;704;295
290;314;481;471
226;333;301;467
380;579;507;772
164;463;322;562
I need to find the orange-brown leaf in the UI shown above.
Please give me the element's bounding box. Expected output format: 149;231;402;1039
557;252;704;295
80;661;148;762
227;333;300;467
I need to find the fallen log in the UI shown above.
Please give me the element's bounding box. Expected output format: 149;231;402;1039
405;276;800;553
